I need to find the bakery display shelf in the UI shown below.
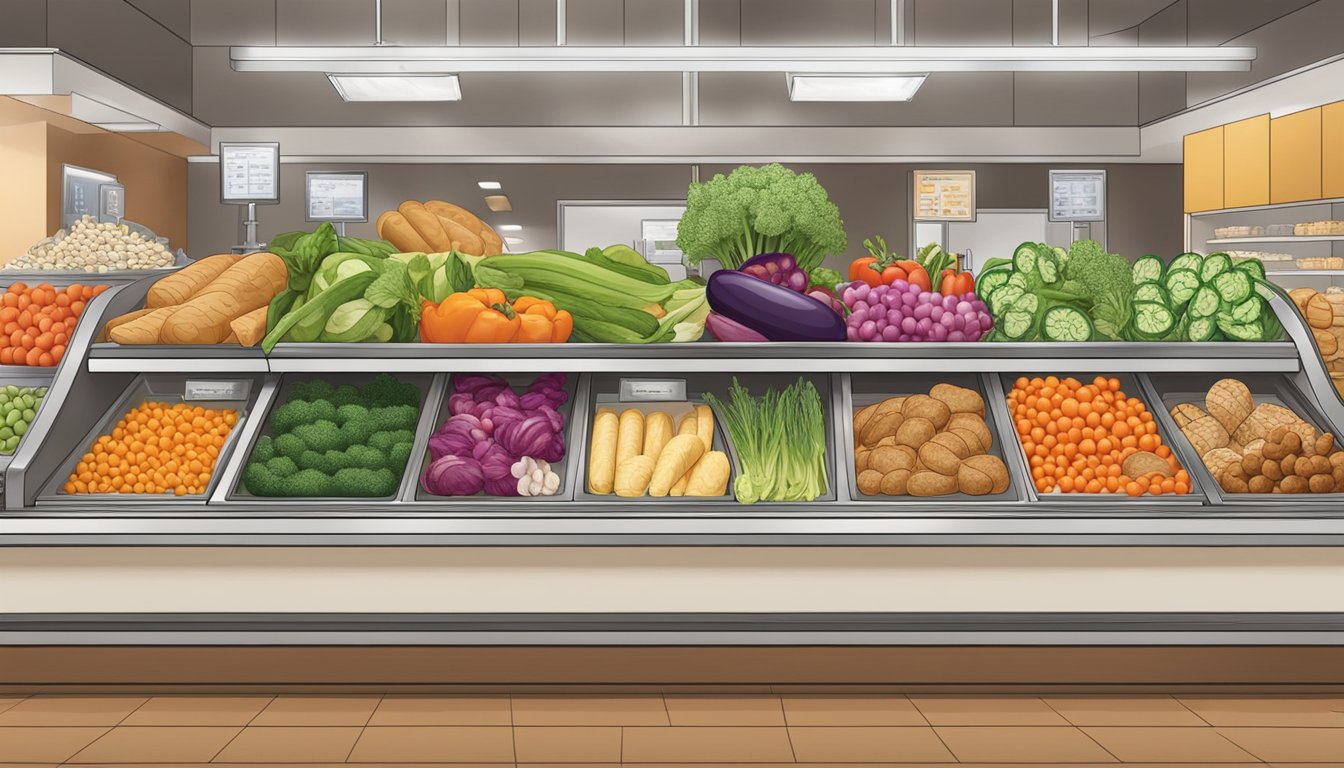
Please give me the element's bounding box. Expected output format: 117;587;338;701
1208;236;1344;244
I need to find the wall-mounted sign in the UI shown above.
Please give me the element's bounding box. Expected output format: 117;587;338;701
305;171;368;222
913;170;976;221
99;183;125;222
1049;169;1106;222
219;142;280;204
62;164;118;228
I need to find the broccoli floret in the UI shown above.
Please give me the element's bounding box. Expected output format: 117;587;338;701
343;443;386;471
1064;239;1135;339
330;384;362;407
265;456;299;477
369;429;415;453
242;463;283;496
368;404;420;433
251;435;276;463
339;418;376;448
293;419;343;453
362;373;421;408
335;403;369;426
270;398;337;435
288;378;335;402
388;440;414;472
331;467;400;497
675;163;847;272
273;432;308;460
286;468;335;497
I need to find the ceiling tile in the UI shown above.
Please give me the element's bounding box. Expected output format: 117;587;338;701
914;0;1012;45
381;0;447;45
276;0;374;44
191;0;276;45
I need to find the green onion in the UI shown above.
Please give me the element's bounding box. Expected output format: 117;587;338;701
704;377;828;504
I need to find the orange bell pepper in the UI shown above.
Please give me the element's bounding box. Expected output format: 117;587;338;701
420;290;574;344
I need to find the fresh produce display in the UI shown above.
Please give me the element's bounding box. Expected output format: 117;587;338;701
420;289;573;344
853;384;1010;497
423;373;568;497
102;252;286;346
841;281;991;343
241;374;421;497
702;377;828;503
9;216;174;273
676;163;847;272
473;246;709;343
0;384;46;454
1286;287;1344;398
376;200;504;257
1;282;107;366
587;403;730;498
62;401;237;495
1008;375;1190;496
707;269;847;342
980;241;1282;342
1172;378;1344;495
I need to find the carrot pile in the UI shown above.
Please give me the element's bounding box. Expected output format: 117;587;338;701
1008;375;1190;496
62;401;237;496
0;283;107;366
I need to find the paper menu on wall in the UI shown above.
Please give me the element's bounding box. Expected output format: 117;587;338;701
913;171;976;221
1049;170;1106;222
220;143;278;203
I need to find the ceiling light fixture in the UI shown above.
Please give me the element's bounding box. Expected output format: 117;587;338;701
477;181;502;190
91;121;162;132
235;45;1255;74
788;73;926;102
504;236;525;245
485;195;512;212
497;224;522;232
327;73;461;101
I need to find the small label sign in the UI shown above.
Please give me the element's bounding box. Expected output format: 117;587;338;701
186;380;249;402
620;379;687;402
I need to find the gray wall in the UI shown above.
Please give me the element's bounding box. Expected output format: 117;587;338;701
188;162;1183;264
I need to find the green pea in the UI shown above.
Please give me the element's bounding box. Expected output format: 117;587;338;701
13;422;25;437
22;408;34;421
6;435;19;450
5;410;19;426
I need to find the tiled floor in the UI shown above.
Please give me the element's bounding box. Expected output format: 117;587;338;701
0;692;1343;765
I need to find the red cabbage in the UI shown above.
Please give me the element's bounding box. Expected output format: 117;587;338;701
421;454;484;496
496;413;566;463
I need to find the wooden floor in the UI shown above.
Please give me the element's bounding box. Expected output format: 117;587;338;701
1;693;1343;765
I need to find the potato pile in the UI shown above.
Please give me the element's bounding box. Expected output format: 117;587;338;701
588;405;730;498
1288;287;1344;398
1174;378;1344;494
853;383;1010;497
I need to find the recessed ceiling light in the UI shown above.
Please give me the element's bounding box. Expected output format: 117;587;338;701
484;195;512;212
327;73;461;101
504;236;524;245
477;181;502;190
92;121;162;132
788;74;926;102
497;224;522;232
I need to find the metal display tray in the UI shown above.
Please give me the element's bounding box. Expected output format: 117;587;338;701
414;372;582;503
36;374;257;504
992;372;1208;505
0;372;55;475
224;371;437;504
844;372;1023;503
1145;372;1344;505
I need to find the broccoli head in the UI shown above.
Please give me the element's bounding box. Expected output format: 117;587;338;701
1064;239;1134;339
388;441;414;472
329;384;362;407
339;418;376;448
292;419;343;453
369;429;415;453
675;163;846;273
296;449;347;475
287;378;335;402
361;373;421;408
251;435;276;463
265;455;299;478
343;443;386;471
273;432;308;460
368;404;420;433
331;467;400;497
270;398;337;436
241;463;282;496
286;468;335;497
335;403;369;426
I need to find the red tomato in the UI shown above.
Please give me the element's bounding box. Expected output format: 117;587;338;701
880;265;909;285
848;256;882;287
905;265;932;292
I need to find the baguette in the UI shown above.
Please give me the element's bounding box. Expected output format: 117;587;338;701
109;306;177;345
158;252;287;345
376;211;433;253
229;306;270;347
146;253;241;308
398;201;453;252
101;306;158;342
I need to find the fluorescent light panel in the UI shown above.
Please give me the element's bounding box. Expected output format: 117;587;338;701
788;74;925;101
504;236;525;245
497;224;522;232
237;46;1256;74
477;181;502;189
328;73;461;101
92;121;161;132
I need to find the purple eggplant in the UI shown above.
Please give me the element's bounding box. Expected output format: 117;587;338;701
706;270;848;342
705;312;769;342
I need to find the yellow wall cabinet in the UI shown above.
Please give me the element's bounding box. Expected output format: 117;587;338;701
1324;101;1344;200
1184;126;1224;213
1223;115;1270;209
1270;107;1323;204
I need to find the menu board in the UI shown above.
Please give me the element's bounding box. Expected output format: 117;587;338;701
1049;169;1106;222
913;171;976;221
219;142;279;204
306;171;368;222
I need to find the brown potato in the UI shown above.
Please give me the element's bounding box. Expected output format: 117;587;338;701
875;435;898;448
1331;451;1344;470
857;469;884;496
931;431;973;458
1309;455;1333;477
1281;454;1299;476
1281;475;1309;494
901;395;951;430
1333;465;1344;488
853;403;881;439
1241;453;1264;476
1261;459;1284;481
959;454;1010;495
929;383;985;417
1317;433;1336;456
1261;438;1288;461
907;470;957;497
949;428;988;456
1309;473;1337;494
880;469;913;495
869;445;917;475
947;413;992;450
1248;475;1275;494
1223;462;1247;481
860;411;904;447
1221;474;1250;493
895;417;937;448
918;438;966;476
873;397;906;417
854;448;871;473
